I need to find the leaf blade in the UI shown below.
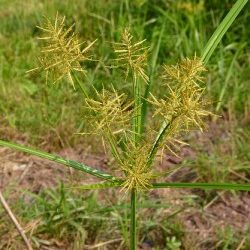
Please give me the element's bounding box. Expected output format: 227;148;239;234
201;0;249;64
152;182;250;191
0;139;119;182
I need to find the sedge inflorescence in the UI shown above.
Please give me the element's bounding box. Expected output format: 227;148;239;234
152;56;208;121
120;143;155;191
113;28;149;83
149;57;212;153
36;14;213;193
36;13;96;87
83;88;133;137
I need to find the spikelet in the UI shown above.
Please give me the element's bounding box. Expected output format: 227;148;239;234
114;28;149;83
120;142;155;192
36;13;96;87
83;88;133;137
150;57;212;155
163;56;206;89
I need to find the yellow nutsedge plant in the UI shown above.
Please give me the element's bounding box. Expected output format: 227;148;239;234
35;15;212;247
1;3;249;249
24;15;214;247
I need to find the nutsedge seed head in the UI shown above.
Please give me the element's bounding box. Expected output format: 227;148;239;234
114;28;149;83
36;13;96;87
163;56;206;89
83;88;133;137
150;57;213;155
120;143;155;192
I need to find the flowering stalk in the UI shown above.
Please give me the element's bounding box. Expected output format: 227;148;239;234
114;28;150;249
130;189;137;250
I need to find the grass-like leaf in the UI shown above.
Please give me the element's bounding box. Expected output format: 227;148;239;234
152;182;250;191
201;0;248;64
0;139;119;182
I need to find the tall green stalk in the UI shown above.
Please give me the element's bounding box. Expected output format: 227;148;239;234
130;189;137;250
130;71;142;250
141;20;165;134
133;73;142;144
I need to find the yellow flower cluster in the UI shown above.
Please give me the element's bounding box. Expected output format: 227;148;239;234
150;57;212;153
35;14;213;192
36;13;96;87
83;88;133;137
114;28;149;83
120;143;155;192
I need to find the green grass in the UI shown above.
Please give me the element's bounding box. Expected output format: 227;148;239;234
0;184;186;249
1;183;249;249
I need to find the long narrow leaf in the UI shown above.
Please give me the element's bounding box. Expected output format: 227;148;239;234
201;0;248;64
152;182;250;191
0;139;120;182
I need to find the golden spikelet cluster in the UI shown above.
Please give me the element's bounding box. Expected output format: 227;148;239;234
83;88;133;137
163;56;206;88
150;57;212;153
114;28;149;82
32;14;214;193
36;13;96;87
120;143;155;192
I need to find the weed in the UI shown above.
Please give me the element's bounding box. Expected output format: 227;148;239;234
0;1;249;249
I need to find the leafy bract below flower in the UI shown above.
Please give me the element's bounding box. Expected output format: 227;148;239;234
114;28;149;83
36;13;96;87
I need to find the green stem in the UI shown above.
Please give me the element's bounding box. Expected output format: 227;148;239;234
130;189;137;250
141;20;165;134
72;72;89;98
133;73;142;145
130;71;142;249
